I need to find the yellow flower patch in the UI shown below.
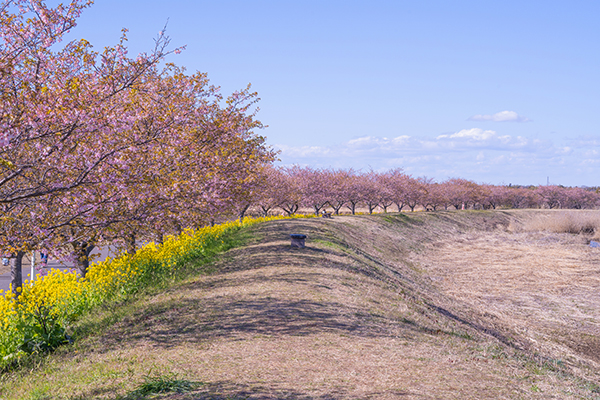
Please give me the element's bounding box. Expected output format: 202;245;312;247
0;214;312;366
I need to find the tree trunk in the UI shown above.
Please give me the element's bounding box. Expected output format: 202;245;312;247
260;205;272;217
73;242;95;278
346;201;357;215
282;204;298;216
313;204;325;216
11;251;25;298
174;221;184;234
367;202;378;214
154;232;164;245
330;201;344;215
239;204;250;223
126;233;136;255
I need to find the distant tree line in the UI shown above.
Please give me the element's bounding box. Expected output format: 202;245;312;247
241;166;600;217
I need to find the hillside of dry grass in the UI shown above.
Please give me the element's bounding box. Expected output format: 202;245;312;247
412;210;600;379
2;210;600;399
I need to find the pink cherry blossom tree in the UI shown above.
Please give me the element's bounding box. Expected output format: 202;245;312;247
535;185;567;209
404;177;427;212
0;1;276;284
360;171;381;214
324;168;351;215
563;187;600;209
343;172;364;215
277;167;303;216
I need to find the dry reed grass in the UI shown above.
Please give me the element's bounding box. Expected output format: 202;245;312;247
509;209;600;239
414;210;600;386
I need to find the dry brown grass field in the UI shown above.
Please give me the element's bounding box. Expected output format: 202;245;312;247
1;210;600;399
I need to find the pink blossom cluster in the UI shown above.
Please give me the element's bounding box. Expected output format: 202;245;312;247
0;1;275;293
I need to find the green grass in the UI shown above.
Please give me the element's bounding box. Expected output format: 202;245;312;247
118;373;200;400
380;212;419;225
311;238;346;251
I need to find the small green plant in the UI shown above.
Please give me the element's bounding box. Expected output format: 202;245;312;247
24;385;52;400
487;344;508;360
381;213;413;225
18;302;69;355
121;373;200;399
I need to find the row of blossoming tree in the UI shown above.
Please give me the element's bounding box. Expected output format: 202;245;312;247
0;0;276;294
246;166;600;217
2;1;599;297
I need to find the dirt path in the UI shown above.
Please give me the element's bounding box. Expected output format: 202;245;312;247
2;213;598;399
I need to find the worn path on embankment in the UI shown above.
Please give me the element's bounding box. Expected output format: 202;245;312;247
2;211;599;399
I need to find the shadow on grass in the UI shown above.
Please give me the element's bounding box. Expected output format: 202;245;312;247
113;380;414;400
94;292;447;353
76;217;478;355
216;242;388;284
218;217;416;287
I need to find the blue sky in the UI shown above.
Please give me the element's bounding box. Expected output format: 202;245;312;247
64;0;600;186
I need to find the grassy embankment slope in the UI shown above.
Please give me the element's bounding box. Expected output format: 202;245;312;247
2;210;600;399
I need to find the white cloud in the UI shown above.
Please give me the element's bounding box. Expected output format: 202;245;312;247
468;110;530;122
559;146;572;154
273;129;595;185
580;158;600;165
346;135;411;149
437;128;496;141
568;136;600;148
275;129;545;162
274;144;332;157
